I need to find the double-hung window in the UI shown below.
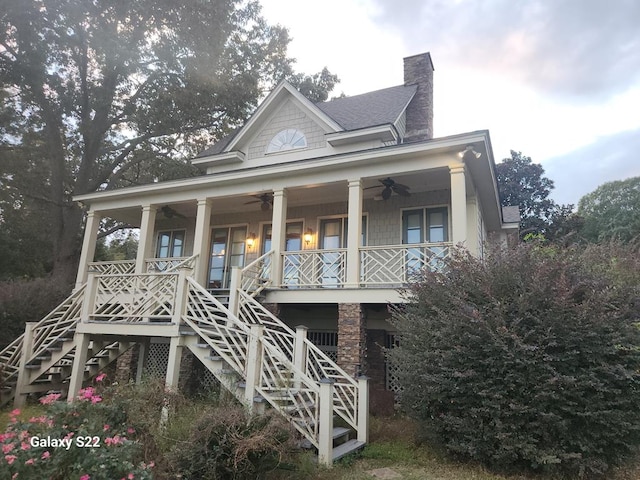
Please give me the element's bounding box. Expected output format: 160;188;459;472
402;207;449;275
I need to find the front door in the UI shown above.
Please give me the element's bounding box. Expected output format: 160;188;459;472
208;226;247;289
319;218;344;286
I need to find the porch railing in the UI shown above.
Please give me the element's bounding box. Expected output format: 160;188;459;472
240;250;273;296
280;249;347;288
359;242;452;286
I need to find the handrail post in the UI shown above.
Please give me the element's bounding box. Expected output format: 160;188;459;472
293;326;308;389
357;375;370;443
173;267;191;329
13;322;37;407
245;325;264;413
80;271;99;323
229;266;242;316
318;378;335;466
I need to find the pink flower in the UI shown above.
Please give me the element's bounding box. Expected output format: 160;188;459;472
25;458;35;465
39;393;62;405
0;432;15;442
20;442;30;451
103;424;110;431
10;409;20;417
95;373;107;382
5;454;17;465
41;451;50;459
128;474;135;480
90;395;102;404
64;432;74;441
127;427;135;434
80;474;91;480
2;443;15;454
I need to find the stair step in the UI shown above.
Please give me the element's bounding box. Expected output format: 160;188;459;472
332;439;365;462
25;363;41;370
206;355;222;362
301;427;351;449
282;400;315;413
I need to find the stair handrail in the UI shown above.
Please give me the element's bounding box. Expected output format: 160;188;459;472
240;250;273;296
147;254;198;273
0;285;86;387
235;289;360;431
182;278;323;446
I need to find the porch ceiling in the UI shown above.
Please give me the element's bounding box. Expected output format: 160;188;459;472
100;169;453;224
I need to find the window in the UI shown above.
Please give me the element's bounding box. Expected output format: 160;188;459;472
402;207;449;275
402;207;448;244
156;230;185;258
266;129;307;153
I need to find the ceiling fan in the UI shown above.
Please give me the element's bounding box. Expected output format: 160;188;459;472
159;205;186;219
245;193;273;211
364;177;411;200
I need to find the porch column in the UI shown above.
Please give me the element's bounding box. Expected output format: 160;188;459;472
135;203;157;274
449;165;467;245
346;179;363;287
192;198;212;285
75;209;102;288
270;189;287;286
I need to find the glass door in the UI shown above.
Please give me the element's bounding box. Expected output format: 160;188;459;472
263;222;303;286
208;226;247;289
319;218;344;286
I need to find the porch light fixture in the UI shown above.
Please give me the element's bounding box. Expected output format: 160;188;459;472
458;145;482;159
303;228;314;245
246;232;257;249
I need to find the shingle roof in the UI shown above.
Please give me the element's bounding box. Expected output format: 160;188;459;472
316;84;417;130
195;84;417;158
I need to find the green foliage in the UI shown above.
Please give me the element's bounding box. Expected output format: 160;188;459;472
0;381;153;480
578;176;640;243
0;277;72;347
496;151;578;240
390;243;640;477
95;231;139;262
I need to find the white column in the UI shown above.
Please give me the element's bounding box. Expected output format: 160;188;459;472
466;196;479;256
318;378;335;467
75;209;102;287
192;198;212;285
244;325;264;412
135;204;157;274
270;189;287;286
14;322;37;407
293;326;308;389
164;336;182;389
346;179;363;287
357;375;370;443
449;165;468;245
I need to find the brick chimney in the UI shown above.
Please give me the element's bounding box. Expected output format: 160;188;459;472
403;52;434;142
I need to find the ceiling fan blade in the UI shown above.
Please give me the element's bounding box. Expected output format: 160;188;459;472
381;187;392;200
393;182;409;190
393;186;411;197
363;185;382;190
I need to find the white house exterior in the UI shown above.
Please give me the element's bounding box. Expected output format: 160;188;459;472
1;52;517;464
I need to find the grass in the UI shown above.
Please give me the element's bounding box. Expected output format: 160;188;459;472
268;415;640;480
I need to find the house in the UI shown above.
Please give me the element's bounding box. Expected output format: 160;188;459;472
0;52;518;464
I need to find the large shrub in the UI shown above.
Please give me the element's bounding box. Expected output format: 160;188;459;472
390;242;640;477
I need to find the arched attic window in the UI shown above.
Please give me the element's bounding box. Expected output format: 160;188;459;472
266;128;307;153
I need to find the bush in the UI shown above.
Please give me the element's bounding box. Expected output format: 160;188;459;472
0;376;154;480
390;242;640;478
168;405;295;480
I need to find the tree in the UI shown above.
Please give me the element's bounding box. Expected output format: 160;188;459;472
578;176;640;243
0;0;338;282
495;150;572;238
390;243;640;477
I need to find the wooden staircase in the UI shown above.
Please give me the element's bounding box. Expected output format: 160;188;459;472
0;252;368;465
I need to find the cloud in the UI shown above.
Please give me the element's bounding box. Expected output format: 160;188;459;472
369;0;640;99
542;128;640;206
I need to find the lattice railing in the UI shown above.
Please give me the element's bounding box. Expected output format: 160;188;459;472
146;256;197;273
360;243;452;285
281;249;346;287
89;260;135;275
236;289;359;431
240;250;273;296
92;274;178;322
0;285;86;387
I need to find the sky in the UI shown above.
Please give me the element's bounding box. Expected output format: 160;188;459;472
259;0;640;206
